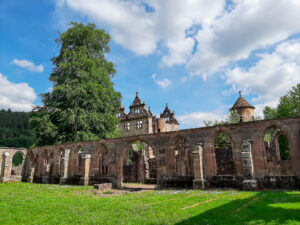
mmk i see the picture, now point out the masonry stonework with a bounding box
[1,93,299,190]
[1,117,299,190]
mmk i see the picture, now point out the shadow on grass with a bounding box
[176,192,300,225]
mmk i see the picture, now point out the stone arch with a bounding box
[263,124,294,175]
[213,129,236,175]
[173,135,193,177]
[68,144,85,177]
[97,143,109,177]
[41,149,50,176]
[118,138,158,187]
[11,151,25,176]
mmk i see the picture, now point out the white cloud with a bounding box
[152,73,172,88]
[155,78,171,89]
[178,111,226,128]
[59,0,300,74]
[12,59,44,72]
[188,0,300,77]
[225,39,300,116]
[59,0,224,58]
[0,73,37,111]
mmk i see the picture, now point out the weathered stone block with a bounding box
[94,183,112,191]
[242,179,258,190]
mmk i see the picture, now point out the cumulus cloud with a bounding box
[59,0,300,74]
[152,73,172,88]
[225,39,300,116]
[57,0,300,113]
[0,73,37,111]
[188,0,300,77]
[59,0,224,58]
[178,111,226,128]
[12,59,44,72]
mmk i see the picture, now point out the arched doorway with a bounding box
[214,131,236,175]
[120,140,157,187]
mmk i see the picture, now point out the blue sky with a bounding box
[0,0,299,129]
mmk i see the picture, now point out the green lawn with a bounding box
[0,183,299,225]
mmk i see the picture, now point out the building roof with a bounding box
[160,103,179,124]
[132,91,142,106]
[230,91,255,110]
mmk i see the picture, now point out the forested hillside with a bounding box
[0,109,34,148]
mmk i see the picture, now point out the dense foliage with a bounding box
[31,22,121,146]
[263,83,300,119]
[0,109,34,148]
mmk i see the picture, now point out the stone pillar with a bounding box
[2,152,12,182]
[60,149,70,185]
[28,167,35,183]
[203,142,217,178]
[80,154,91,186]
[192,143,205,189]
[241,140,257,190]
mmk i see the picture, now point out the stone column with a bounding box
[60,149,70,185]
[80,154,91,186]
[203,142,217,178]
[28,167,35,183]
[2,152,12,182]
[192,143,205,189]
[0,154,3,179]
[241,140,257,190]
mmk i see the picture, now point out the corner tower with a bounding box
[230,91,255,122]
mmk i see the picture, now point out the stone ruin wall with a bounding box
[0,117,299,190]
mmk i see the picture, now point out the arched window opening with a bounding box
[12,152,24,166]
[214,132,235,175]
[122,141,156,185]
[98,144,108,177]
[278,134,290,160]
[11,152,24,176]
[264,127,291,161]
[174,137,192,177]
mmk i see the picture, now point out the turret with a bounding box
[230,91,255,122]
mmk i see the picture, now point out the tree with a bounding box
[203,109,240,127]
[31,22,121,146]
[263,84,300,119]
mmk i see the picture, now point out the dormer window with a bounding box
[124,123,130,131]
[136,120,143,129]
[134,109,140,114]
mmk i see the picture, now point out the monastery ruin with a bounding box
[0,93,299,190]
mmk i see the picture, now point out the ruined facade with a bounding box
[0,94,299,190]
[117,92,179,137]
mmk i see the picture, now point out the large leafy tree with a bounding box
[263,83,300,119]
[31,22,121,146]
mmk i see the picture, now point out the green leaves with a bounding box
[263,83,300,119]
[31,22,121,146]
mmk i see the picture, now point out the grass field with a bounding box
[0,183,299,225]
